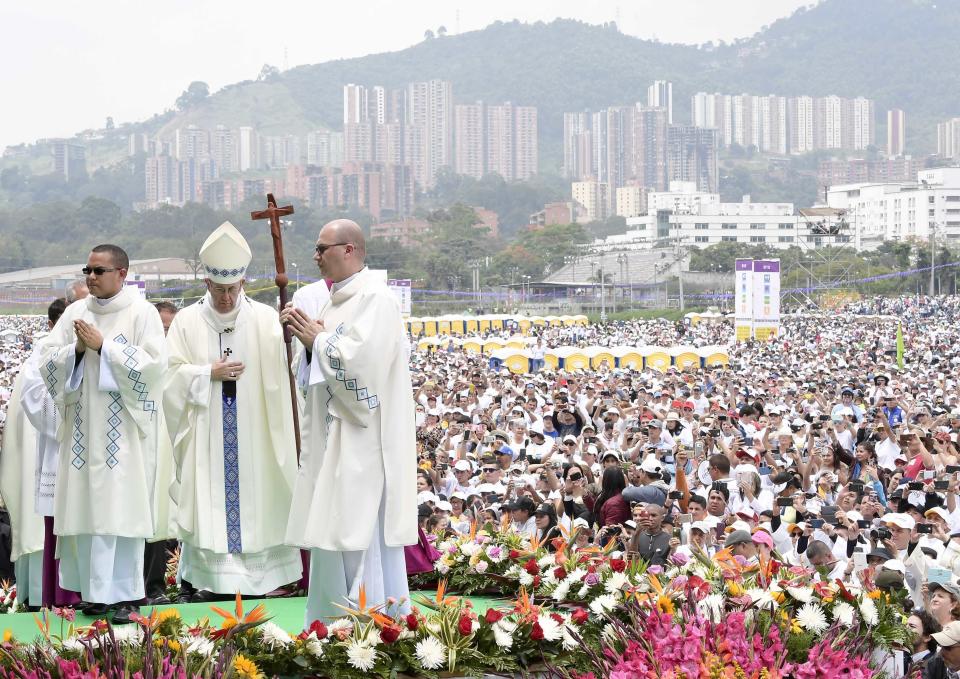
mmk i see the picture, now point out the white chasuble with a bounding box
[285,268,417,622]
[164,294,300,595]
[39,289,166,602]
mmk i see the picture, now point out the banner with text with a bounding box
[388,279,412,316]
[734,259,754,341]
[751,259,781,341]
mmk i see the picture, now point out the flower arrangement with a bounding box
[0,580,19,614]
[0,586,594,679]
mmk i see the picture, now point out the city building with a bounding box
[615,185,647,218]
[283,162,414,220]
[667,126,719,193]
[817,156,925,188]
[406,79,453,190]
[562,111,593,180]
[887,109,906,157]
[513,105,538,181]
[826,167,960,246]
[306,130,344,167]
[144,154,177,206]
[454,102,485,179]
[51,141,86,181]
[647,80,673,124]
[572,180,610,222]
[370,217,431,246]
[938,118,960,159]
[528,202,583,229]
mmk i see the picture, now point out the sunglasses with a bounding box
[315,242,350,255]
[82,266,119,276]
[482,467,497,473]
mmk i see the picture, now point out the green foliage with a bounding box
[175,81,210,111]
[688,242,774,273]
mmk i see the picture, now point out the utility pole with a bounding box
[599,255,606,322]
[930,223,938,297]
[675,237,685,312]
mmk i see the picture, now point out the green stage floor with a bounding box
[0,591,504,643]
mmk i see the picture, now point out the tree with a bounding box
[175,81,210,111]
[437,25,447,37]
[258,64,280,81]
[105,116,115,130]
[423,29,435,40]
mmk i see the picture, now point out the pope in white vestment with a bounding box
[164,222,301,595]
[40,248,166,607]
[283,220,417,624]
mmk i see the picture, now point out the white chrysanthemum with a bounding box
[536,614,563,642]
[859,596,879,626]
[796,602,829,634]
[61,638,85,652]
[832,601,856,627]
[415,636,447,670]
[437,561,451,574]
[538,555,556,569]
[112,625,144,645]
[601,623,618,643]
[306,638,325,659]
[747,587,777,610]
[552,581,571,602]
[182,636,215,657]
[259,621,293,649]
[561,625,579,651]
[786,586,813,603]
[605,572,630,593]
[518,571,534,587]
[589,593,618,616]
[633,578,650,594]
[346,639,377,671]
[698,593,725,622]
[504,565,521,578]
[577,584,590,598]
[460,542,481,557]
[328,618,354,634]
[565,567,586,584]
[492,623,514,649]
[474,560,489,574]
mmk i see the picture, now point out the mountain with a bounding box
[8,0,960,173]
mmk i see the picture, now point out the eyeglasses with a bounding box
[482,467,497,473]
[82,266,118,276]
[315,242,350,256]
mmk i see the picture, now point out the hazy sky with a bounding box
[1,0,812,150]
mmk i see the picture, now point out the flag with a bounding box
[896,322,904,370]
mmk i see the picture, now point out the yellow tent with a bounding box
[465,318,479,333]
[409,319,424,335]
[448,316,466,335]
[489,348,530,375]
[561,315,578,326]
[698,345,730,367]
[478,318,492,333]
[555,347,589,371]
[482,339,505,354]
[543,351,561,370]
[462,337,483,354]
[642,346,670,372]
[611,346,643,369]
[517,318,532,334]
[585,345,615,370]
[530,316,547,327]
[417,337,442,352]
[424,320,438,336]
[573,314,589,326]
[684,312,702,326]
[671,346,701,370]
[505,334,527,349]
[437,319,451,334]
[544,315,562,327]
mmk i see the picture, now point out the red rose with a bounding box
[524,559,540,575]
[380,626,401,644]
[554,567,568,580]
[770,560,782,576]
[550,613,565,626]
[530,621,544,641]
[458,613,474,636]
[533,575,541,588]
[406,613,419,631]
[484,608,505,624]
[307,620,328,640]
[571,608,589,625]
[509,549,521,560]
[609,558,626,573]
[586,565,597,574]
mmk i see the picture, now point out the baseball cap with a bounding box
[933,621,960,647]
[563,435,577,444]
[930,580,960,602]
[724,530,754,548]
[881,513,916,530]
[639,456,662,475]
[601,450,621,462]
[453,460,472,472]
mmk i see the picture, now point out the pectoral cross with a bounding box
[222,348,233,358]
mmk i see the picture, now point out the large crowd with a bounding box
[5,294,960,673]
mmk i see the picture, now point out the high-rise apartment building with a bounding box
[406,79,453,189]
[562,112,593,180]
[211,126,237,173]
[306,131,344,167]
[343,84,369,124]
[667,126,719,193]
[647,80,673,124]
[145,154,177,205]
[51,141,86,182]
[633,106,669,192]
[572,180,610,222]
[237,127,257,172]
[513,105,538,181]
[174,126,209,160]
[486,103,515,181]
[938,117,960,159]
[454,102,485,179]
[887,109,906,157]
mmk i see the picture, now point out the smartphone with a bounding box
[677,513,693,524]
[923,436,935,452]
[776,497,793,507]
[936,480,950,491]
[810,518,825,529]
[607,526,622,536]
[743,436,754,447]
[483,435,496,444]
[759,465,772,476]
[923,470,936,480]
[857,519,870,529]
[849,481,865,492]
[819,415,831,422]
[908,481,924,491]
[668,490,683,500]
[663,456,675,464]
[946,465,960,474]
[917,524,934,534]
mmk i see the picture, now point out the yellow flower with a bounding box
[822,596,833,604]
[727,581,744,597]
[2,629,12,643]
[790,618,802,635]
[233,653,261,679]
[772,591,786,604]
[867,590,882,600]
[656,595,675,616]
[154,639,181,652]
[157,609,181,623]
[220,618,238,631]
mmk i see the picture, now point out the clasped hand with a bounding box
[212,359,245,381]
[74,319,103,353]
[279,303,325,349]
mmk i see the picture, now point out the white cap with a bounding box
[199,221,252,284]
[453,460,472,472]
[435,500,453,512]
[417,491,438,505]
[881,513,916,530]
[882,559,906,574]
[639,455,662,474]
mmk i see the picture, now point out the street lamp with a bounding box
[522,275,532,306]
